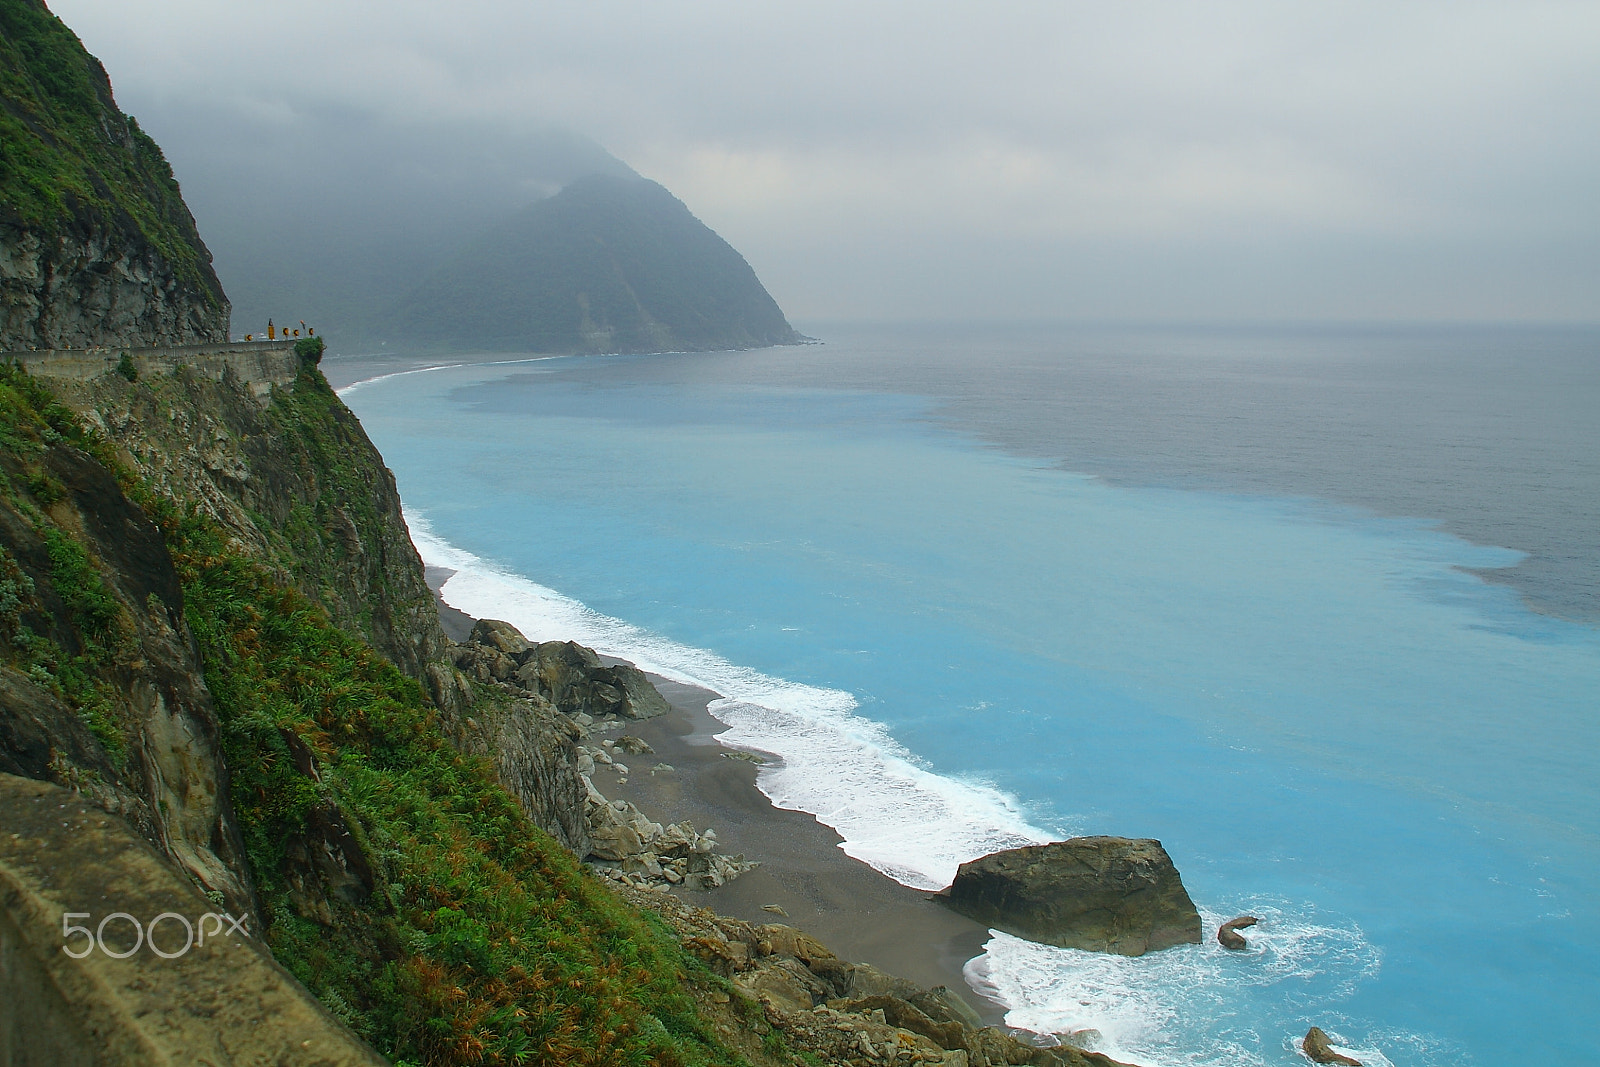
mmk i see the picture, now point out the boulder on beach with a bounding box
[934,837,1202,955]
[1217,914,1259,950]
[1303,1026,1362,1065]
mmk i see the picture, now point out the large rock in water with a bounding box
[935,837,1202,955]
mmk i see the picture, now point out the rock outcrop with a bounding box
[623,884,1137,1067]
[1217,914,1259,950]
[48,363,451,685]
[1302,1027,1362,1066]
[936,837,1201,956]
[443,618,756,888]
[0,0,229,351]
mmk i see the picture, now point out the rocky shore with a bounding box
[422,580,1150,1065]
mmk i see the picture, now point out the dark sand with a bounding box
[423,568,1002,1020]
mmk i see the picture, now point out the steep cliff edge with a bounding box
[0,0,228,350]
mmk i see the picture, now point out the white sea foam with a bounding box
[966,903,1390,1067]
[335,353,571,400]
[406,510,1051,890]
[335,363,464,399]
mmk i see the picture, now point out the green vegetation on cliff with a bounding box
[0,0,223,305]
[387,175,804,354]
[169,504,745,1065]
[0,361,751,1065]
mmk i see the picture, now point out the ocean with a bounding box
[336,322,1600,1067]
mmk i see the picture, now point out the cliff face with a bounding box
[0,0,229,350]
[0,365,256,917]
[50,360,450,682]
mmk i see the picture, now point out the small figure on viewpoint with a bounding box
[244,334,253,341]
[1217,914,1259,949]
[1303,1026,1362,1066]
[267,319,276,340]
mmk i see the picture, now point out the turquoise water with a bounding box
[340,326,1600,1066]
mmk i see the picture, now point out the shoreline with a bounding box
[424,566,1005,1021]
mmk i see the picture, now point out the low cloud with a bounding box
[52,0,1600,321]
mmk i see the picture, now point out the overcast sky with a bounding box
[50,0,1600,324]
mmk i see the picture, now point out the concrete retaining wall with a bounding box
[2,341,301,397]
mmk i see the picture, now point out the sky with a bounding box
[49,0,1600,325]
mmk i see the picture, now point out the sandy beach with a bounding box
[422,565,1003,1020]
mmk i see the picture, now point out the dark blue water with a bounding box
[340,322,1600,1066]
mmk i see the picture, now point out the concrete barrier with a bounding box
[0,774,388,1066]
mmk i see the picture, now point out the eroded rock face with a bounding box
[936,837,1201,956]
[52,368,451,687]
[0,224,229,352]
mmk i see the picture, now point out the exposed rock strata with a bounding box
[0,222,229,352]
[0,0,229,352]
[47,364,449,684]
[936,837,1201,956]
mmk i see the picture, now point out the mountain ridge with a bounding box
[385,173,805,355]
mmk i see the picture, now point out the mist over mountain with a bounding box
[136,104,638,341]
[385,175,803,354]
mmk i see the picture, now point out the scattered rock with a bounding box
[616,735,654,755]
[936,837,1201,955]
[762,903,790,917]
[1217,915,1259,950]
[1303,1027,1362,1065]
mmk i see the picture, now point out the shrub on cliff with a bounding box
[294,335,325,364]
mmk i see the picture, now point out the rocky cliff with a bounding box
[0,364,256,917]
[0,0,229,350]
[46,354,450,683]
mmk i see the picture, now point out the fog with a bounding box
[49,0,1600,325]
